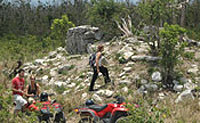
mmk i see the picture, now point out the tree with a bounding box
[50,15,75,46]
[159,23,186,87]
[87,0,128,40]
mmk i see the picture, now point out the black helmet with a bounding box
[40,92,48,102]
[85,100,94,106]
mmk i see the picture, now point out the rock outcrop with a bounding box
[65,25,103,54]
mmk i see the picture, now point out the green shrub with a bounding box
[50,15,75,46]
[87,0,128,39]
[159,23,186,86]
[126,100,168,123]
[183,52,195,60]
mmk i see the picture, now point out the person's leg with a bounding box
[13,95,22,115]
[99,66,111,83]
[89,67,98,91]
[18,96,27,112]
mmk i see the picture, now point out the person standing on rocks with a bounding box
[12,69,27,115]
[89,44,111,91]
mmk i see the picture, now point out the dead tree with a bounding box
[115,15,133,37]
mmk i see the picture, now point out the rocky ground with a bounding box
[6,36,200,122]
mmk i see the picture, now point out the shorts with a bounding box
[14,94,27,110]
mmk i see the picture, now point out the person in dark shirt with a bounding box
[25,75,40,98]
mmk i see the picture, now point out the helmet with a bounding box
[85,100,94,106]
[40,92,48,102]
[116,96,125,104]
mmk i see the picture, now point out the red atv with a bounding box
[27,92,66,123]
[74,96,139,123]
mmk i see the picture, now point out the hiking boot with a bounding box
[105,78,111,84]
[89,89,96,92]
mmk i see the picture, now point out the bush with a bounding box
[125,98,168,123]
[159,23,186,86]
[50,15,75,46]
[87,0,128,40]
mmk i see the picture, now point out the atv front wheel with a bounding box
[79,116,96,123]
[115,116,128,123]
[110,112,128,123]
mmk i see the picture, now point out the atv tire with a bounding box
[54,112,66,123]
[79,116,96,123]
[110,112,128,123]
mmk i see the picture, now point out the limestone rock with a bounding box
[66,25,103,54]
[152,71,162,82]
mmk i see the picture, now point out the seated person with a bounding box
[25,75,40,99]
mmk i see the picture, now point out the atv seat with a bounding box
[88,104,108,112]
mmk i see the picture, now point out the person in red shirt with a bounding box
[12,69,27,115]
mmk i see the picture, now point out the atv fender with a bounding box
[79,109,100,122]
[111,107,128,116]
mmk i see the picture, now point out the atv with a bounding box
[74,96,139,123]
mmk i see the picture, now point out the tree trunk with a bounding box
[180,4,186,27]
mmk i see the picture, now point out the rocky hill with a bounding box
[12,33,200,122]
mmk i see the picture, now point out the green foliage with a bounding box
[87,0,128,39]
[136,0,173,26]
[126,99,168,123]
[50,15,75,46]
[137,0,176,56]
[0,35,59,62]
[159,23,186,85]
[183,52,195,60]
[55,85,67,94]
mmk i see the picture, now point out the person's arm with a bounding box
[96,52,101,73]
[36,84,40,96]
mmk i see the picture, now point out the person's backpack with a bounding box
[89,53,96,67]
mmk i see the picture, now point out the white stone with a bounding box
[121,87,128,93]
[55,81,67,87]
[187,67,199,74]
[121,76,127,80]
[48,51,57,59]
[175,90,195,103]
[62,90,71,95]
[34,59,45,65]
[184,80,197,90]
[96,90,105,96]
[57,47,65,52]
[53,62,61,66]
[50,68,57,77]
[119,72,126,77]
[82,93,88,99]
[152,71,162,82]
[123,67,132,73]
[104,90,114,97]
[92,94,102,102]
[84,78,90,83]
[123,51,134,60]
[173,84,183,92]
[141,79,148,84]
[48,78,55,85]
[119,80,132,85]
[67,83,76,88]
[42,75,48,83]
[87,72,93,76]
[125,62,135,67]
